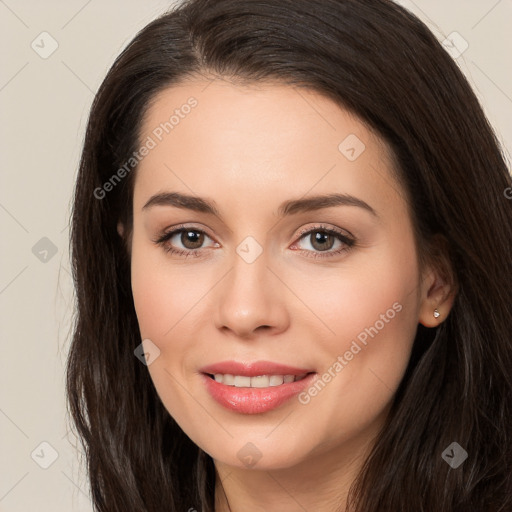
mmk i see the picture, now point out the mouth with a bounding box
[204,372,313,388]
[199,360,315,378]
[201,367,318,414]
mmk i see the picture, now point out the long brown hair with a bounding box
[66,0,512,510]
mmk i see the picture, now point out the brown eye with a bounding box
[154,226,217,257]
[308,231,337,252]
[180,230,205,249]
[292,225,356,260]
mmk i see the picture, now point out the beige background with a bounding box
[0,1,510,510]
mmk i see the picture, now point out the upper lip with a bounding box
[199,360,315,377]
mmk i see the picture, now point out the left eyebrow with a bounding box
[277,193,378,218]
[142,191,379,219]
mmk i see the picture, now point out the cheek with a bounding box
[292,276,419,449]
[304,249,420,421]
[300,246,419,351]
[309,278,417,395]
[130,243,206,420]
[301,235,420,395]
[130,238,206,341]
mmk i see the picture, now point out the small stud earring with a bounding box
[433,309,440,318]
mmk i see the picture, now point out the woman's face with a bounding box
[127,79,437,472]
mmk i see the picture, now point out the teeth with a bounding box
[213,373,307,387]
[234,375,251,387]
[223,374,235,385]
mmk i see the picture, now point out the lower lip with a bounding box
[202,373,317,414]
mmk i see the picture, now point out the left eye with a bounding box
[290,227,356,258]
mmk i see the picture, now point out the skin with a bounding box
[119,78,456,511]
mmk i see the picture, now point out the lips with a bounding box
[199,360,315,377]
[199,360,317,414]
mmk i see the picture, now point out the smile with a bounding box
[202,372,317,414]
[207,373,309,387]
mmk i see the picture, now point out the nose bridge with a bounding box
[215,233,288,336]
[227,235,272,306]
[234,240,268,289]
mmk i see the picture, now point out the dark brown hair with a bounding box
[66,0,512,510]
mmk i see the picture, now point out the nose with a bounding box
[214,247,290,339]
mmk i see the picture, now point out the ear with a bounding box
[117,221,124,238]
[418,235,458,328]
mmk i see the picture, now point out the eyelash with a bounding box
[153,223,356,260]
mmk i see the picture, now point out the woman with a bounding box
[66,0,512,510]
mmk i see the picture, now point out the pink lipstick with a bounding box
[199,360,317,414]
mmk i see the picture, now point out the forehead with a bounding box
[133,79,404,220]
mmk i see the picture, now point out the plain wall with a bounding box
[0,1,510,510]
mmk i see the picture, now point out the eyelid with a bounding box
[293,223,355,240]
[154,223,217,243]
